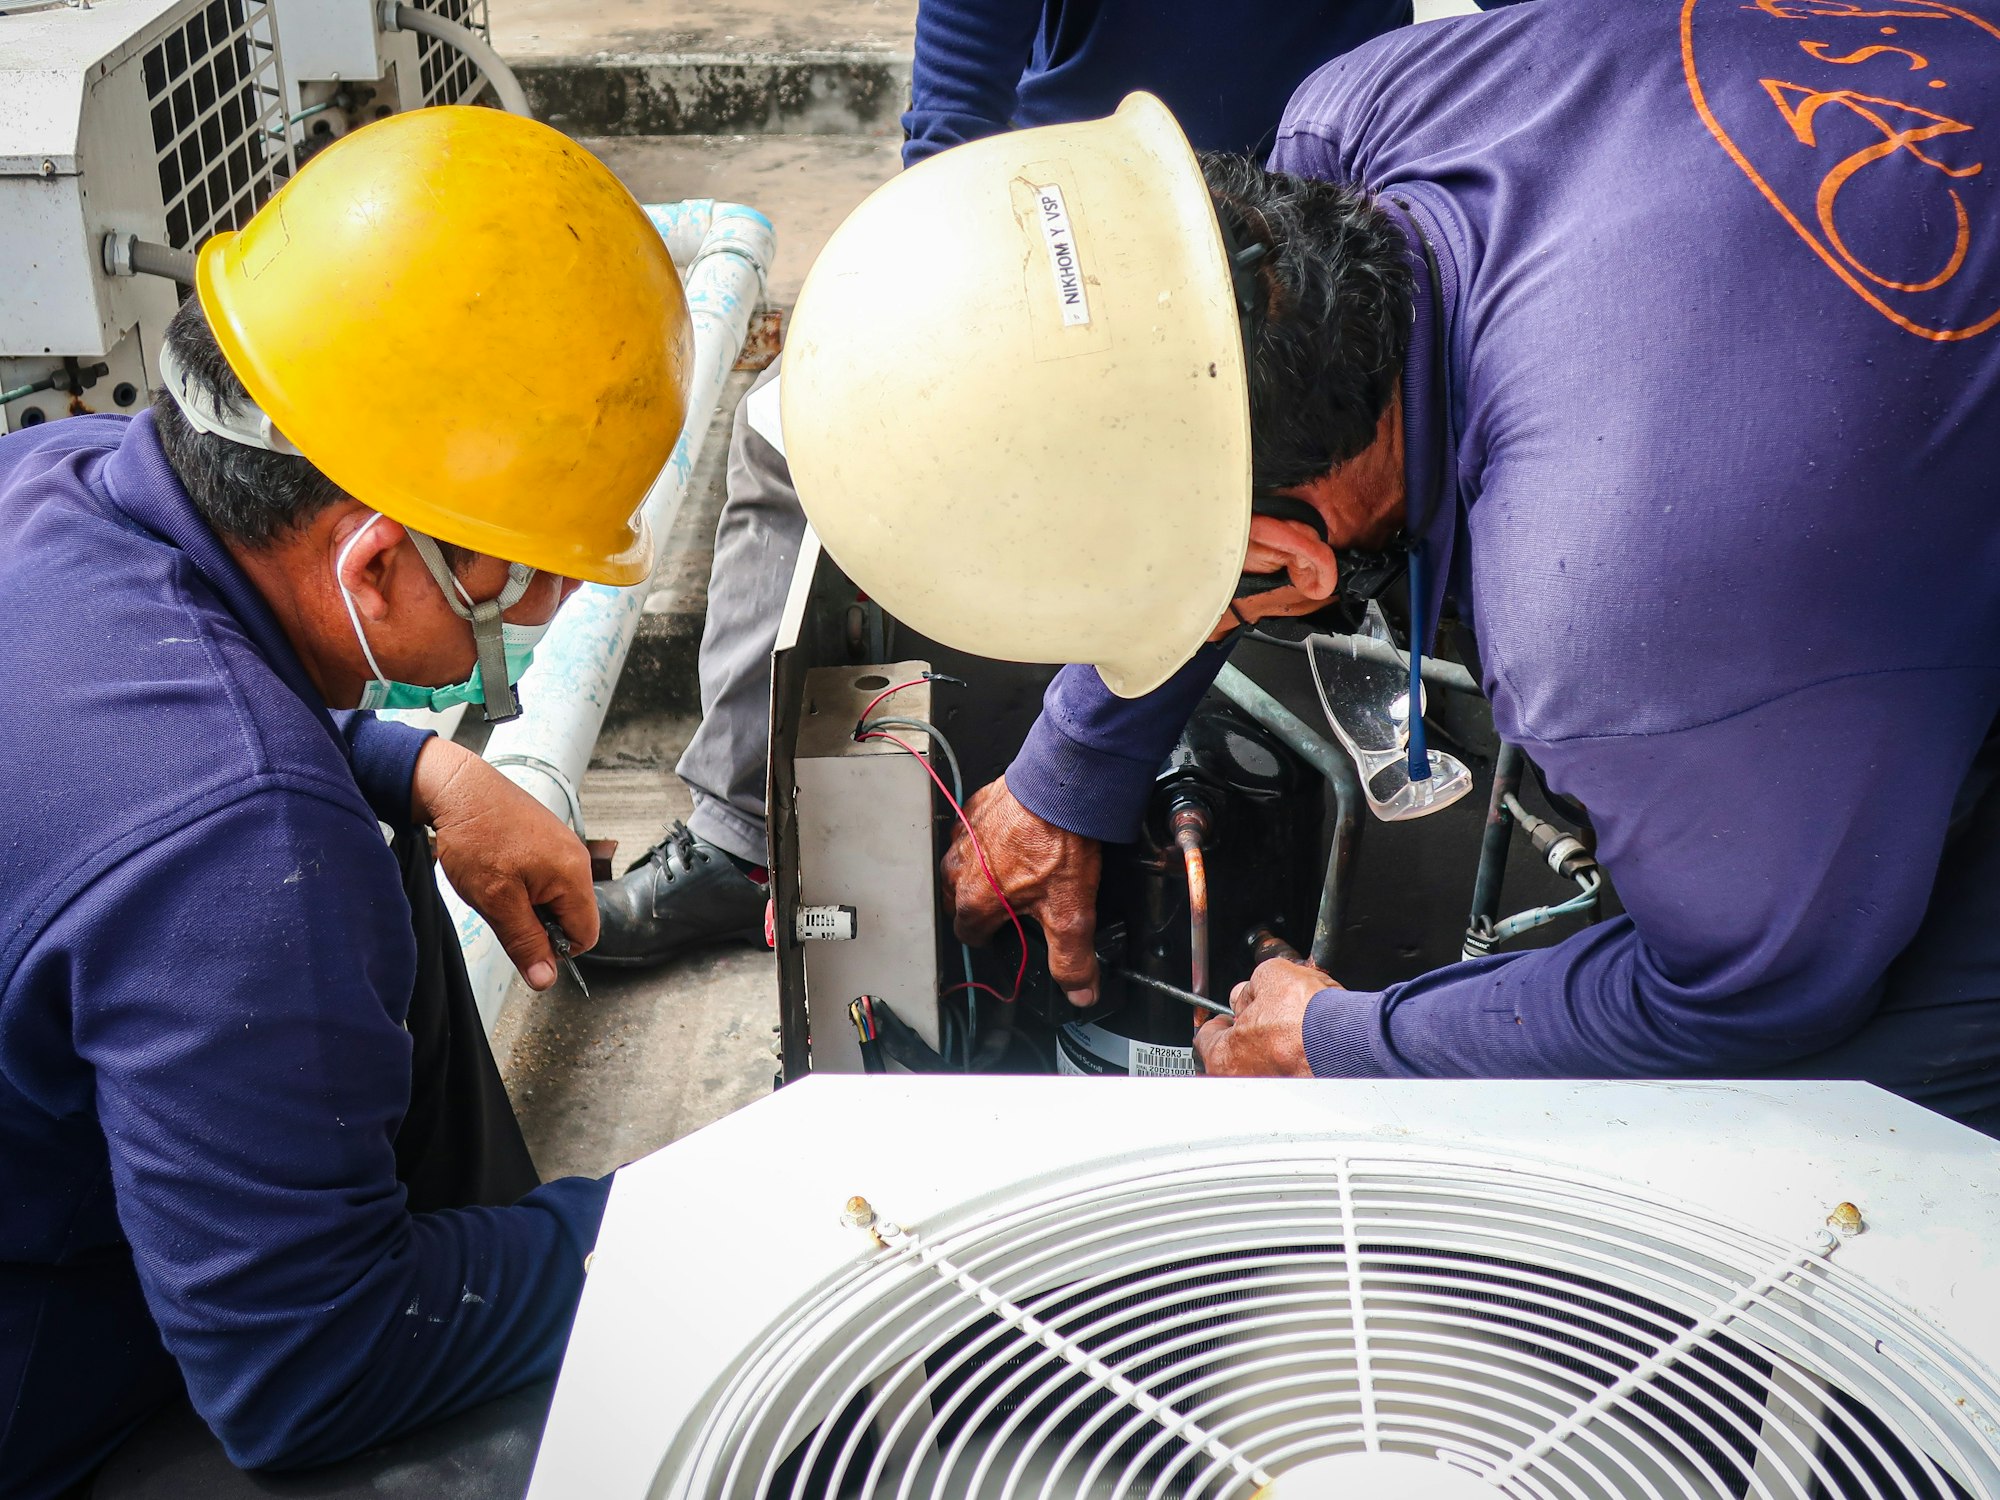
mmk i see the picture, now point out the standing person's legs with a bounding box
[591,362,804,966]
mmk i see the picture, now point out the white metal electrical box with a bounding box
[273,0,495,154]
[793,662,942,1072]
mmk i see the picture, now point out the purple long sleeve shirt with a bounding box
[1006,0,2000,1080]
[0,414,610,1495]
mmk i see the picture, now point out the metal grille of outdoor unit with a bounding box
[679,1154,1999,1499]
[414,0,494,107]
[141,0,290,251]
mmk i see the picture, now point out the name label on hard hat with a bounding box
[1034,184,1093,328]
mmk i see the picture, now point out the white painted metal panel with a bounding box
[531,1079,2000,1499]
[794,662,941,1069]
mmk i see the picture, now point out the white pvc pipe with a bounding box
[642,201,718,267]
[448,202,776,1032]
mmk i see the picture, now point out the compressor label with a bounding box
[1057,1023,1195,1077]
[1129,1040,1197,1078]
[1034,184,1093,328]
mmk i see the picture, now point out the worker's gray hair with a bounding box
[1202,154,1413,490]
[151,297,348,548]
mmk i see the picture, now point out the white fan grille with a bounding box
[668,1153,2000,1499]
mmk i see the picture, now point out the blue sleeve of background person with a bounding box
[902,0,1042,166]
[60,787,610,1469]
[327,710,432,825]
[1301,668,2000,1078]
[1005,643,1233,842]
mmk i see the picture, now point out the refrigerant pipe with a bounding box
[1170,804,1212,999]
[1211,664,1361,973]
[398,202,774,1033]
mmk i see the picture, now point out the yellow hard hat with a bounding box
[781,93,1249,698]
[195,106,693,586]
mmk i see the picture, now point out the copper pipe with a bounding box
[1172,808,1211,999]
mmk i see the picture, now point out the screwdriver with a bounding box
[536,906,590,997]
[1100,960,1233,1017]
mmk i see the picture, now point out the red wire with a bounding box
[858,727,1029,1002]
[855,677,931,728]
[942,980,1017,1004]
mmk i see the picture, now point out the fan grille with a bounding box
[669,1154,2000,1499]
[141,0,290,251]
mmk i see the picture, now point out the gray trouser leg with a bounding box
[677,360,804,868]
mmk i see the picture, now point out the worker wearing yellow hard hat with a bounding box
[169,102,695,722]
[0,105,695,1486]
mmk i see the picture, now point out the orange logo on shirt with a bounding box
[1682,0,1999,340]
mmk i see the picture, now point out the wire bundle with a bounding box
[850,675,1031,1069]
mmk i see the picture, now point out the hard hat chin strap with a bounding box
[156,340,303,457]
[404,531,536,723]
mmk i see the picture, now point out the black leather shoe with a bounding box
[583,822,767,969]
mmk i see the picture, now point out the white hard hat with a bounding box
[782,93,1251,698]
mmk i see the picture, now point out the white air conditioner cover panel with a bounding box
[530,1079,2000,1500]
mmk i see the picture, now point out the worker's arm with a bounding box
[327,709,432,823]
[327,714,599,984]
[51,787,609,1469]
[1210,669,1999,1080]
[1007,644,1234,841]
[945,645,1232,1000]
[902,0,1044,167]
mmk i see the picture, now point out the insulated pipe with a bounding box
[427,202,774,1033]
[1465,741,1525,953]
[385,3,533,117]
[1212,664,1361,974]
[102,233,196,286]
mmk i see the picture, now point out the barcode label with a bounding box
[1129,1040,1196,1077]
[794,905,858,941]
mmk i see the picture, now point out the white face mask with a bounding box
[336,514,544,719]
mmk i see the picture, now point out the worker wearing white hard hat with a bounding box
[780,4,2000,1142]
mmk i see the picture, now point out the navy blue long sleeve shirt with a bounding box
[904,0,1414,162]
[1006,0,2000,1082]
[0,413,611,1497]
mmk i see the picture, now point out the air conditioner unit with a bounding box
[529,1078,2000,1499]
[1,0,291,431]
[272,0,497,162]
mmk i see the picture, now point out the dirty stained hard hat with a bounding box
[194,105,695,586]
[781,93,1252,698]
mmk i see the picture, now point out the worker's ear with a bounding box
[1244,513,1339,605]
[332,511,410,625]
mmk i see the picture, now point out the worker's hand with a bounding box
[1192,957,1329,1077]
[943,776,1103,1006]
[412,738,598,991]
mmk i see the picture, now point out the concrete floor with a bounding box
[490,714,780,1182]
